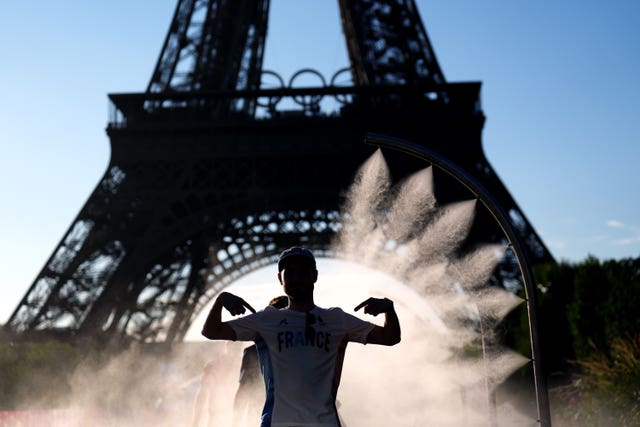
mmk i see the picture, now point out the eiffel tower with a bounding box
[4,0,552,346]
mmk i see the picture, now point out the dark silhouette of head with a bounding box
[277,247,318,301]
[277,247,316,272]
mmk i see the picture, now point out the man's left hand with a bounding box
[354,297,394,316]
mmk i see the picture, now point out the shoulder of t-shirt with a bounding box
[231,306,273,322]
[253,305,285,317]
[315,306,347,315]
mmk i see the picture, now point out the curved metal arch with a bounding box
[364,132,551,427]
[190,210,341,316]
[116,209,342,343]
[141,207,344,287]
[186,240,335,333]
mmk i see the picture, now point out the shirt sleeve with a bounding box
[228,310,265,341]
[341,309,376,344]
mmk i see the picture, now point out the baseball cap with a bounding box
[277,247,316,272]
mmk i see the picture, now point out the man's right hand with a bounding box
[218,292,256,316]
[202,292,255,340]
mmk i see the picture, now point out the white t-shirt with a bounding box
[229,305,376,427]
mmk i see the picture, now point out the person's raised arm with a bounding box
[202,292,256,340]
[355,297,401,346]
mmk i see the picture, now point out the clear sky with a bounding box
[1,1,638,323]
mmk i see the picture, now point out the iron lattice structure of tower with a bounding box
[5,0,552,346]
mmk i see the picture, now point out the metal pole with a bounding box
[364,132,552,427]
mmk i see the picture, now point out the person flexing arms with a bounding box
[202,247,401,427]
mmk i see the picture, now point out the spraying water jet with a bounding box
[357,132,551,427]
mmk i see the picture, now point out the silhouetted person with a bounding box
[191,342,240,427]
[202,247,401,427]
[233,295,289,427]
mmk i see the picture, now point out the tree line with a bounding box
[504,255,640,425]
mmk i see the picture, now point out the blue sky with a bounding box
[1,1,638,323]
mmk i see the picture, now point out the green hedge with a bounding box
[0,341,90,409]
[534,256,640,363]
